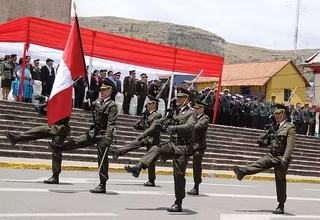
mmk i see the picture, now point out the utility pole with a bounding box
[294,0,301,59]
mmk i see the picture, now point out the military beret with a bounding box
[274,103,289,113]
[140,73,147,77]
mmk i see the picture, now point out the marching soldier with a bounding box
[110,95,162,186]
[136,73,148,116]
[233,103,296,215]
[124,87,197,212]
[49,80,118,193]
[5,97,70,184]
[187,100,209,195]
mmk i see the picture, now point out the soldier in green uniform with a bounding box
[49,80,118,193]
[5,99,70,184]
[187,100,209,196]
[110,95,162,186]
[124,87,197,212]
[233,103,296,215]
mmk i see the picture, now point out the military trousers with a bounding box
[117,140,156,182]
[192,149,205,186]
[137,96,146,116]
[244,153,289,204]
[139,141,189,205]
[16,125,69,176]
[59,130,110,185]
[123,95,133,115]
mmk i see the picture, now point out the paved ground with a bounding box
[0,168,320,220]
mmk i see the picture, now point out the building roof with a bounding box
[305,51,320,64]
[186,60,309,87]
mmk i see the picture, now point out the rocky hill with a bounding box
[77,16,319,65]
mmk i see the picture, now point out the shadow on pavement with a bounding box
[49,189,88,194]
[235,209,295,216]
[5,180,74,185]
[126,207,198,215]
[110,183,163,188]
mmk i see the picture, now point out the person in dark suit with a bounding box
[136,73,148,115]
[123,70,137,114]
[40,58,55,96]
[114,72,122,93]
[90,70,102,101]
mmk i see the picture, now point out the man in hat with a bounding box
[110,95,162,186]
[309,105,316,136]
[32,59,41,81]
[301,103,310,135]
[187,100,209,195]
[233,103,296,214]
[40,58,55,96]
[124,87,197,212]
[49,80,118,193]
[251,96,260,129]
[123,70,137,114]
[136,73,149,115]
[5,102,70,184]
[148,78,160,98]
[259,97,268,129]
[267,95,276,115]
[114,72,122,93]
[292,103,302,134]
[219,89,231,125]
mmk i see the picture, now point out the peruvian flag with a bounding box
[47,16,86,125]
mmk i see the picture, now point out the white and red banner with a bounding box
[47,16,86,125]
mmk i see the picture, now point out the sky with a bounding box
[73,0,320,50]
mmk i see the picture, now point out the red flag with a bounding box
[47,16,86,125]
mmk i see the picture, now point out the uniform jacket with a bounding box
[123,76,137,96]
[136,80,148,98]
[268,122,296,160]
[93,98,118,140]
[140,110,162,145]
[259,102,268,117]
[194,113,209,150]
[292,108,302,122]
[267,101,275,114]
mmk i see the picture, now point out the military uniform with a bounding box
[309,108,316,136]
[50,81,118,193]
[251,98,260,129]
[292,107,302,134]
[111,96,162,185]
[5,116,70,184]
[187,100,209,195]
[124,87,197,212]
[234,103,296,214]
[123,70,137,114]
[259,100,268,129]
[136,73,148,116]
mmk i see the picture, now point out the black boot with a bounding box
[233,166,246,181]
[272,203,284,214]
[5,130,20,147]
[47,142,62,156]
[187,185,199,195]
[124,163,143,178]
[43,174,59,184]
[167,203,182,212]
[90,183,106,193]
[144,181,155,187]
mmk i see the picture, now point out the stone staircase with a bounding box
[1,100,320,177]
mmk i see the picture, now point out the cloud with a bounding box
[74,0,320,50]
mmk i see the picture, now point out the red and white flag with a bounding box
[47,16,86,125]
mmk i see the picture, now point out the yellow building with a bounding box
[186,60,310,104]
